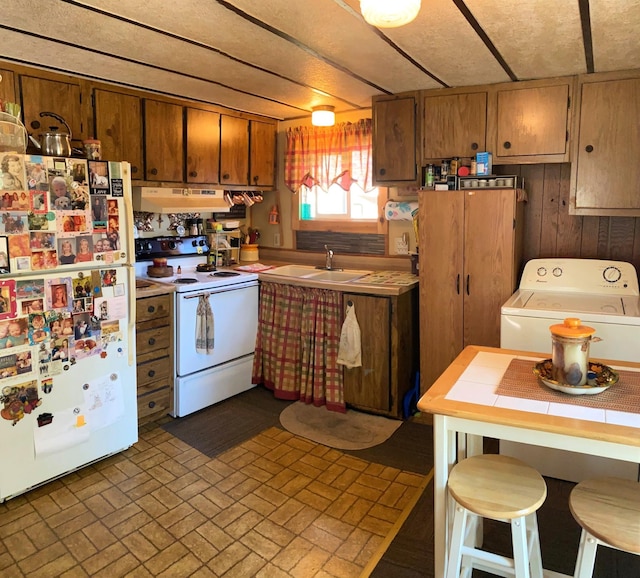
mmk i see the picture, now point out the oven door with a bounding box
[175,282,259,376]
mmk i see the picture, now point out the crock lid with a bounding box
[550,317,596,338]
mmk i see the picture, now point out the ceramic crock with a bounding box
[549,317,597,386]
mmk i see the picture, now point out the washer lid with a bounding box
[521,292,625,315]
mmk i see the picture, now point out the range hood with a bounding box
[132,187,230,213]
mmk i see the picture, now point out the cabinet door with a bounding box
[494,84,570,159]
[20,75,82,146]
[143,99,183,182]
[372,94,418,185]
[463,189,516,348]
[0,69,16,105]
[573,77,640,212]
[186,107,220,184]
[94,89,143,177]
[220,115,249,186]
[342,294,390,412]
[423,92,487,159]
[419,190,464,390]
[250,120,276,187]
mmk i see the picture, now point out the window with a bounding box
[285,120,382,226]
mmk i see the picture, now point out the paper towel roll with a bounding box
[384,201,419,221]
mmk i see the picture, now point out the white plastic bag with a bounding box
[337,302,362,368]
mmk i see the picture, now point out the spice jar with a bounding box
[550,318,599,386]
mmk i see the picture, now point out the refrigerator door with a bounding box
[0,267,137,501]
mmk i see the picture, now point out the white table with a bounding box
[417,345,640,578]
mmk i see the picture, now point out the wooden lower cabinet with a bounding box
[419,189,523,391]
[342,289,418,418]
[136,293,174,424]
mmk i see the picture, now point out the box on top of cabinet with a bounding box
[476,152,493,176]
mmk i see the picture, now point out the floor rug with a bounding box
[279,401,403,450]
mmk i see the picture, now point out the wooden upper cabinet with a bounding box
[372,93,419,185]
[220,115,249,186]
[423,91,487,160]
[250,120,276,187]
[143,99,183,182]
[20,75,83,148]
[93,89,143,176]
[186,107,220,185]
[491,80,571,161]
[0,69,17,105]
[570,72,640,215]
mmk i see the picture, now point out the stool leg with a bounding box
[511,515,531,578]
[573,529,598,578]
[526,513,543,578]
[446,503,469,578]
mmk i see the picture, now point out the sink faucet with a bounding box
[325,245,334,269]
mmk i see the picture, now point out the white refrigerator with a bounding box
[0,154,137,501]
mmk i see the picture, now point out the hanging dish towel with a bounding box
[337,301,362,368]
[195,295,214,354]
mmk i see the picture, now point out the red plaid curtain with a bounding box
[284,119,374,194]
[252,282,345,412]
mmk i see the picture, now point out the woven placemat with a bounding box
[496,359,640,414]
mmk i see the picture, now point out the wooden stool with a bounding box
[569,477,640,578]
[446,454,547,578]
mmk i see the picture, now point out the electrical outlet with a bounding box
[395,237,409,254]
[273,233,281,247]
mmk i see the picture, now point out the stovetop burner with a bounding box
[174,278,198,284]
[211,271,240,278]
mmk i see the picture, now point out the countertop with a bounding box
[135,278,176,298]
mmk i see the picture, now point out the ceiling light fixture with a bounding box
[311,105,335,127]
[360,0,421,28]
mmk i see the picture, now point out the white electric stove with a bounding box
[501,258,640,481]
[135,236,259,417]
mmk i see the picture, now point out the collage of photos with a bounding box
[0,154,121,274]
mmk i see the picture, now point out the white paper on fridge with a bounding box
[83,372,125,431]
[33,406,91,457]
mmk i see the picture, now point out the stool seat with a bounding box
[569,476,640,554]
[446,454,547,578]
[448,454,547,519]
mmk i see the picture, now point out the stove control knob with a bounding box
[552,267,562,277]
[198,239,207,246]
[537,267,547,277]
[603,266,622,283]
[168,241,176,250]
[192,240,197,247]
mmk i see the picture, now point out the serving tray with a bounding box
[533,359,619,395]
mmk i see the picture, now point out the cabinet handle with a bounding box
[253,175,259,183]
[466,275,470,295]
[148,337,156,346]
[503,141,511,149]
[471,142,478,151]
[222,173,230,180]
[148,369,155,377]
[456,274,460,295]
[131,166,138,174]
[147,305,155,313]
[150,168,158,176]
[379,168,386,176]
[148,401,156,409]
[189,170,197,177]
[585,145,594,153]
[30,120,41,130]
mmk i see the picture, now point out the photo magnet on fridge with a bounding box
[0,236,10,275]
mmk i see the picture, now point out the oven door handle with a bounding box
[181,282,258,300]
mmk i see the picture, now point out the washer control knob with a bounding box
[537,267,547,277]
[552,267,563,277]
[603,266,622,283]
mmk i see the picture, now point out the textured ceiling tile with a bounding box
[590,0,640,71]
[464,0,586,79]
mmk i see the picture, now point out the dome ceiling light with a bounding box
[360,0,421,28]
[311,105,335,127]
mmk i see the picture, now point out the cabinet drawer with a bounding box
[136,326,171,356]
[137,386,171,422]
[137,295,171,323]
[137,355,171,387]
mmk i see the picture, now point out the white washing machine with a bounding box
[500,258,640,482]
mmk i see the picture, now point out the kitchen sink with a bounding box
[307,270,371,282]
[261,265,372,283]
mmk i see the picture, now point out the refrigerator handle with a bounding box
[120,161,135,266]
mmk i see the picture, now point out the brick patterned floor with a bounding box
[0,424,425,577]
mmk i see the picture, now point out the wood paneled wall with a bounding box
[502,164,640,276]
